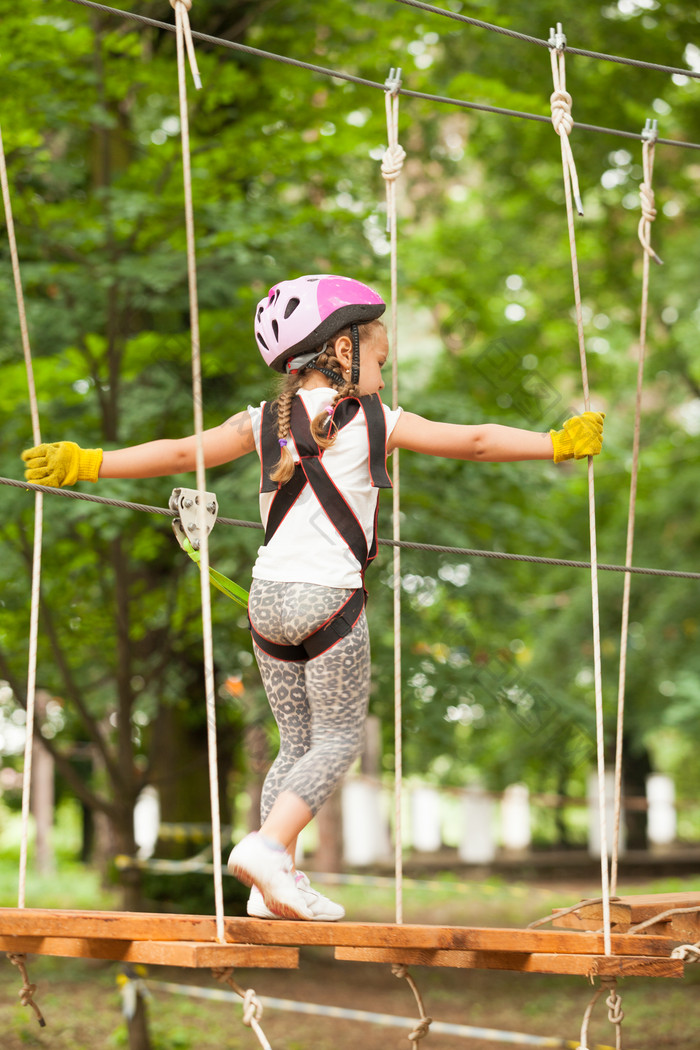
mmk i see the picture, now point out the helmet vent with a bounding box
[284,297,300,319]
[257,334,269,352]
[271,320,279,341]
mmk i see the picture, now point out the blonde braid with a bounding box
[269,373,304,484]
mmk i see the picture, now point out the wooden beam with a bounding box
[335,947,684,978]
[552,892,700,941]
[0,909,679,960]
[0,935,298,969]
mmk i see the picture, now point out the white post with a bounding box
[646,773,676,850]
[410,785,442,853]
[458,787,496,864]
[134,785,160,860]
[587,769,624,857]
[501,783,531,853]
[342,777,389,866]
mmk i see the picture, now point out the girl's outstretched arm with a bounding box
[22,411,256,488]
[100,410,256,478]
[388,411,603,463]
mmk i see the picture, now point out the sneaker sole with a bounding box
[229,861,311,920]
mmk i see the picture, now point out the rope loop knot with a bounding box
[382,143,407,183]
[671,941,700,962]
[170,0,193,9]
[6,953,46,1027]
[639,182,656,224]
[550,89,574,138]
[242,987,264,1026]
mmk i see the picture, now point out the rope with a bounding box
[0,115,44,914]
[578,984,605,1050]
[604,980,624,1050]
[171,0,225,946]
[628,904,700,935]
[6,954,46,1027]
[392,0,700,81]
[671,940,700,963]
[548,26,611,959]
[212,969,273,1050]
[610,120,661,898]
[382,66,406,928]
[6,476,700,580]
[392,964,433,1049]
[58,0,700,150]
[527,896,612,930]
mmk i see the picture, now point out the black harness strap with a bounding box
[252,393,392,662]
[250,586,365,663]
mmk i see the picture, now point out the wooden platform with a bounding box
[552,892,700,942]
[0,908,685,977]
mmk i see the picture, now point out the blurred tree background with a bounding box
[1,0,699,899]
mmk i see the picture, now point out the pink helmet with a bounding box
[254,274,385,372]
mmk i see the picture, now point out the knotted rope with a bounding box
[548,26,583,216]
[169,0,201,89]
[638,119,662,266]
[212,969,272,1050]
[381,66,407,927]
[392,964,433,1049]
[548,22,611,957]
[577,977,623,1050]
[7,954,46,1027]
[171,0,225,945]
[671,940,700,963]
[605,979,624,1050]
[610,118,662,897]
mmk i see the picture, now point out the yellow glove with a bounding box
[550,412,605,464]
[21,441,103,487]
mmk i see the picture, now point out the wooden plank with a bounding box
[0,909,678,958]
[225,917,678,958]
[0,935,298,969]
[552,892,700,941]
[335,947,684,978]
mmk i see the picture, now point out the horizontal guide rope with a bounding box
[60,0,700,151]
[3,475,699,580]
[393,0,700,81]
[148,978,606,1048]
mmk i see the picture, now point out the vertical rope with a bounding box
[610,120,661,896]
[0,119,47,1026]
[548,25,611,957]
[212,969,273,1050]
[171,0,225,944]
[0,118,43,912]
[382,67,406,926]
[391,964,433,1049]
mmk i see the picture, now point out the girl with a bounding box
[22,274,604,922]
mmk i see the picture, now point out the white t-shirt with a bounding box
[248,387,402,589]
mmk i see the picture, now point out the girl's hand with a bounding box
[550,412,605,463]
[21,441,103,487]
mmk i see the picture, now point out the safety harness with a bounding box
[250,393,392,662]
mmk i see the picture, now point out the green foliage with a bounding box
[1,0,699,857]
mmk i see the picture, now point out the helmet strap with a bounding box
[312,365,342,383]
[350,323,360,385]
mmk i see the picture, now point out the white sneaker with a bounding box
[227,833,313,920]
[247,872,345,922]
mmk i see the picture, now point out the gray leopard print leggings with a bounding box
[249,579,370,818]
